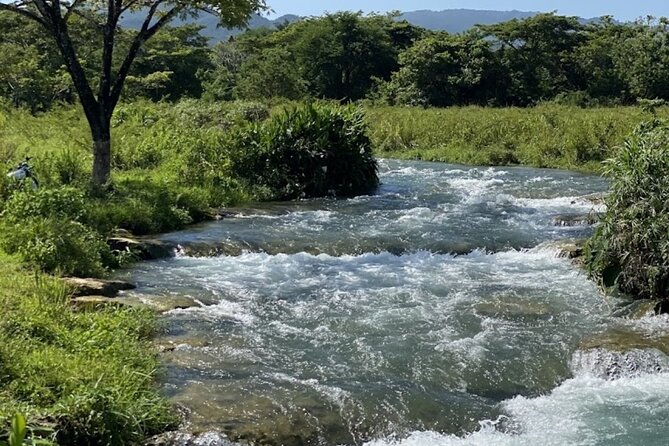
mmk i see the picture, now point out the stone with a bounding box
[545,239,586,260]
[611,299,658,319]
[71,295,128,310]
[551,213,602,227]
[62,277,135,297]
[581,192,608,205]
[147,431,237,446]
[144,295,201,313]
[108,236,176,260]
[579,328,669,357]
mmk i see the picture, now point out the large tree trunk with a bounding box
[91,118,111,186]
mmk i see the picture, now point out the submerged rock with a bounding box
[71,295,128,310]
[542,239,586,261]
[579,327,669,356]
[148,431,237,446]
[572,347,669,380]
[62,277,135,297]
[143,295,202,313]
[581,192,608,205]
[577,326,669,379]
[551,212,602,227]
[611,299,658,319]
[475,296,551,321]
[108,236,176,260]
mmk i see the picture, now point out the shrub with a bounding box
[0,217,110,277]
[585,120,669,300]
[231,102,379,200]
[1,187,88,222]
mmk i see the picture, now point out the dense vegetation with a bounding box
[586,120,669,304]
[368,105,669,172]
[0,253,176,445]
[4,11,669,109]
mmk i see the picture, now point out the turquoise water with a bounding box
[122,160,669,445]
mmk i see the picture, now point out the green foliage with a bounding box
[379,31,501,106]
[7,413,25,446]
[585,120,669,300]
[368,105,659,171]
[125,25,214,101]
[0,217,110,277]
[231,103,379,199]
[0,256,176,445]
[234,46,307,100]
[0,188,111,276]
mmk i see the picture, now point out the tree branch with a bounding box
[109,3,181,111]
[0,2,47,26]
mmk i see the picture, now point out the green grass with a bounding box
[0,253,176,445]
[367,105,669,172]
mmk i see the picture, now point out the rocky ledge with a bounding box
[62,277,135,297]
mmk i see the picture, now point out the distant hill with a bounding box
[121,9,584,44]
[119,12,300,43]
[398,9,539,33]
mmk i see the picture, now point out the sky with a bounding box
[265,0,669,21]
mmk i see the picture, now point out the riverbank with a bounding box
[0,253,176,444]
[0,100,377,443]
[368,105,669,172]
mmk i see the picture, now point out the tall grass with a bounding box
[585,120,669,301]
[367,105,667,171]
[0,253,176,445]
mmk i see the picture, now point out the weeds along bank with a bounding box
[0,254,176,445]
[0,100,378,275]
[585,120,669,309]
[0,100,378,444]
[368,105,669,172]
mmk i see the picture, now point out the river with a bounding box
[120,160,669,445]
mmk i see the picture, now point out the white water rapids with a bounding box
[120,160,669,445]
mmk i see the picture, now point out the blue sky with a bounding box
[265,1,669,21]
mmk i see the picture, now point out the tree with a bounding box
[125,24,213,100]
[234,46,306,100]
[0,0,266,185]
[287,12,407,100]
[0,12,73,111]
[612,17,669,101]
[480,13,586,105]
[384,31,503,107]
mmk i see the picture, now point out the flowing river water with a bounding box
[120,160,669,445]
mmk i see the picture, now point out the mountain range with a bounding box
[120,9,571,43]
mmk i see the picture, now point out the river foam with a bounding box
[121,160,624,444]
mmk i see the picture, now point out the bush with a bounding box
[231,102,379,200]
[585,120,669,300]
[0,217,110,277]
[0,188,116,276]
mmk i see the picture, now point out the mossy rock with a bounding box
[579,327,669,356]
[62,277,135,297]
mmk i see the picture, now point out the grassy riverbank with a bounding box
[0,253,176,444]
[368,105,669,172]
[0,100,378,444]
